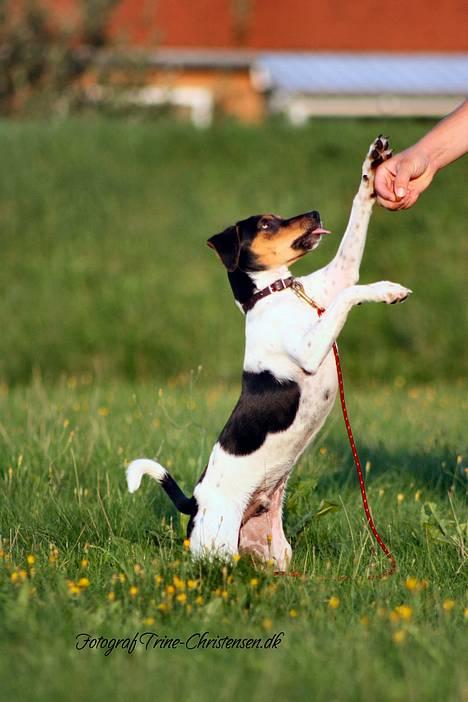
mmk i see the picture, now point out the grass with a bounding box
[0,117,467,385]
[0,378,466,701]
[0,117,466,701]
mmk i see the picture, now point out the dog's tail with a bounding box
[126,458,196,515]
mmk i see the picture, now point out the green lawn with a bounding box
[0,118,466,701]
[0,379,466,702]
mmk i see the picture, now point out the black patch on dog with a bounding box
[227,269,257,306]
[218,371,301,456]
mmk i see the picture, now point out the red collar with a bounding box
[242,276,295,313]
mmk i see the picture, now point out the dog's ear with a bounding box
[207,225,240,272]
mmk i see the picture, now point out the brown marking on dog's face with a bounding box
[208,210,328,272]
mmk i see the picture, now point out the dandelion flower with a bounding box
[26,555,35,566]
[78,577,90,589]
[289,609,298,618]
[195,596,204,606]
[143,617,155,626]
[392,630,406,644]
[394,605,412,620]
[397,493,405,504]
[129,586,139,598]
[183,539,191,551]
[405,577,419,591]
[328,596,340,610]
[81,559,89,569]
[187,579,198,590]
[176,593,187,604]
[250,578,259,587]
[232,553,241,563]
[262,618,273,631]
[442,599,455,612]
[107,591,116,602]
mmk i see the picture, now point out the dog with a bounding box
[126,136,411,571]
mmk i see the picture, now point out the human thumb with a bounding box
[394,160,413,199]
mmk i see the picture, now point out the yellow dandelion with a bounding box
[78,577,90,589]
[360,615,370,627]
[173,575,185,590]
[183,539,191,551]
[187,579,198,590]
[26,554,35,566]
[414,490,422,502]
[165,585,175,596]
[405,577,419,591]
[63,419,70,428]
[262,618,273,631]
[157,603,168,612]
[195,595,204,606]
[394,605,412,621]
[249,578,259,587]
[81,559,89,569]
[176,593,187,604]
[107,591,116,602]
[463,608,468,619]
[328,596,340,610]
[143,617,155,626]
[129,586,139,598]
[289,608,298,618]
[118,573,126,583]
[67,581,81,596]
[442,599,455,612]
[134,564,143,576]
[18,569,28,581]
[392,629,406,644]
[154,575,163,586]
[98,407,110,417]
[213,588,222,597]
[397,493,405,504]
[10,571,19,583]
[232,553,241,563]
[221,590,229,600]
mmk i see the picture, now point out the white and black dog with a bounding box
[127,137,411,571]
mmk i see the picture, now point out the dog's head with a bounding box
[207,211,330,272]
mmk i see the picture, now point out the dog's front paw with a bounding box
[362,136,393,188]
[366,281,412,304]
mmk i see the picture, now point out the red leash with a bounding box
[292,280,397,577]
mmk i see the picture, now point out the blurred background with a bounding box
[1,0,467,386]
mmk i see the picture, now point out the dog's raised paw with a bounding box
[366,281,413,305]
[361,137,393,186]
[368,134,393,170]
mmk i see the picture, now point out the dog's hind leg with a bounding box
[324,136,393,293]
[238,478,292,571]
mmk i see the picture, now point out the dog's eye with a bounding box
[260,221,271,230]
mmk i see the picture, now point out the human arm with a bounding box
[375,100,468,210]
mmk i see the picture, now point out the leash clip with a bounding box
[291,279,325,314]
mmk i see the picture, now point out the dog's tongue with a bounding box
[314,227,332,235]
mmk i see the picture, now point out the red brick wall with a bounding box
[105,0,468,52]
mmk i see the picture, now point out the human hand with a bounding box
[374,147,436,210]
